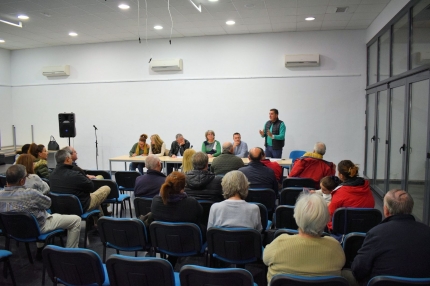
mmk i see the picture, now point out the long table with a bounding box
[109,155,292,174]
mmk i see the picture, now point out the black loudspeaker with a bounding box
[58,113,76,138]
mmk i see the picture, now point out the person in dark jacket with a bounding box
[134,155,166,197]
[49,150,110,216]
[166,133,191,175]
[210,142,244,175]
[185,152,223,201]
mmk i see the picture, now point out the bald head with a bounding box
[384,189,414,217]
[249,147,263,162]
[222,142,233,154]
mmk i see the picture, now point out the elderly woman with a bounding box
[207,170,262,231]
[149,134,166,157]
[28,143,50,179]
[129,134,149,175]
[263,193,345,283]
[201,130,221,158]
[16,154,50,194]
[181,149,196,173]
[327,160,374,230]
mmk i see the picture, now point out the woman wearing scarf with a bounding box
[149,134,166,157]
[129,134,149,175]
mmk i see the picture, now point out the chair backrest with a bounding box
[279,187,303,205]
[368,276,430,286]
[0,212,41,240]
[98,217,148,249]
[206,227,262,264]
[106,255,176,286]
[282,178,315,189]
[85,170,112,180]
[180,265,255,286]
[43,245,106,286]
[274,228,298,239]
[197,200,215,228]
[0,175,6,188]
[114,171,140,189]
[332,208,382,234]
[289,150,306,161]
[48,192,83,216]
[342,232,366,269]
[245,188,276,213]
[275,205,298,230]
[134,197,153,218]
[149,221,203,257]
[270,274,349,286]
[93,179,120,200]
[250,202,269,231]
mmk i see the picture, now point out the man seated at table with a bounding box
[134,155,166,198]
[232,132,249,158]
[167,133,191,175]
[210,142,244,175]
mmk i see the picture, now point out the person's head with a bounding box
[383,189,414,218]
[205,130,215,142]
[320,176,338,195]
[6,164,27,186]
[337,160,359,181]
[175,134,185,145]
[139,134,148,149]
[222,142,233,154]
[17,143,31,155]
[269,108,279,122]
[150,134,163,146]
[145,155,161,171]
[62,146,78,161]
[314,142,326,156]
[294,193,329,237]
[16,154,36,176]
[248,147,263,162]
[233,132,241,144]
[221,170,249,200]
[258,147,266,160]
[192,152,208,170]
[28,143,47,159]
[160,171,186,205]
[182,149,196,173]
[55,149,72,165]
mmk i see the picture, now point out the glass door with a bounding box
[365,93,376,182]
[375,90,389,194]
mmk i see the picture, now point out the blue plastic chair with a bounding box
[368,276,430,285]
[274,205,298,230]
[134,197,153,218]
[0,250,16,286]
[332,208,382,235]
[245,188,277,216]
[342,232,366,268]
[93,179,132,218]
[284,150,306,175]
[249,202,272,231]
[270,274,349,285]
[114,171,140,194]
[180,265,257,286]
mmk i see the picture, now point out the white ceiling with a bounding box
[0,0,391,50]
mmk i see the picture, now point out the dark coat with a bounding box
[185,170,223,201]
[168,139,191,156]
[210,151,244,175]
[134,169,166,198]
[238,161,278,192]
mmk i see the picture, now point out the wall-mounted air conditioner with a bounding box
[285,54,320,67]
[150,59,183,71]
[42,65,70,77]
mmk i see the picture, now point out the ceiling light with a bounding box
[118,4,130,9]
[0,19,22,28]
[69,32,78,36]
[0,39,5,43]
[244,3,255,8]
[18,15,29,20]
[226,20,235,25]
[208,0,218,2]
[305,17,315,21]
[154,25,163,30]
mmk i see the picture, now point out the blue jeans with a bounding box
[265,146,283,159]
[130,162,145,175]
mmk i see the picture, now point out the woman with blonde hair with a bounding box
[181,149,196,173]
[149,134,166,157]
[28,143,50,179]
[16,154,50,194]
[129,134,149,175]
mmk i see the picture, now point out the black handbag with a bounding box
[47,135,60,150]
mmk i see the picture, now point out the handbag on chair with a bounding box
[47,136,60,151]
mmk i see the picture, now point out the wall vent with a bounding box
[336,7,348,13]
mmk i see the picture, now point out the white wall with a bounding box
[9,30,367,171]
[0,48,12,147]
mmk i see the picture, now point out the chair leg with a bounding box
[128,199,133,218]
[84,219,89,248]
[25,243,33,264]
[41,263,46,286]
[103,245,107,263]
[4,258,16,286]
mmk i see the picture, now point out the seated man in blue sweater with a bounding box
[134,155,166,197]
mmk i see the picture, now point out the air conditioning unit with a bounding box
[150,59,183,71]
[42,65,70,77]
[285,54,320,67]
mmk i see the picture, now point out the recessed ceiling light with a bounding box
[69,32,78,36]
[226,20,235,25]
[208,0,218,2]
[118,4,130,9]
[18,15,29,20]
[0,39,5,43]
[244,3,255,8]
[154,25,163,30]
[305,17,315,21]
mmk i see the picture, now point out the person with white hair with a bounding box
[263,193,345,284]
[134,155,166,198]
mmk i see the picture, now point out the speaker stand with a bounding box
[68,137,71,146]
[94,126,99,170]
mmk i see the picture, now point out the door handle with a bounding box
[371,136,375,142]
[399,144,406,154]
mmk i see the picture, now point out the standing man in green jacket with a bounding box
[259,108,286,158]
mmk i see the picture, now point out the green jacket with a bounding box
[129,142,149,156]
[34,158,50,179]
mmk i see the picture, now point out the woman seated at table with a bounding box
[129,134,149,175]
[327,160,374,231]
[16,154,50,194]
[149,134,166,157]
[28,143,50,179]
[201,130,221,158]
[207,170,262,232]
[181,149,196,173]
[263,193,345,284]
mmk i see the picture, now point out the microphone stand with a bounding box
[94,125,99,170]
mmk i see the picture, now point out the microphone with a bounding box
[93,125,98,130]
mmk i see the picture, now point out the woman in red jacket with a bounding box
[327,160,374,230]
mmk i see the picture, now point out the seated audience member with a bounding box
[313,176,339,204]
[207,171,262,232]
[185,152,223,201]
[134,155,166,198]
[260,148,283,182]
[16,154,50,195]
[14,143,30,163]
[238,147,278,192]
[167,133,191,175]
[328,160,374,230]
[129,134,149,175]
[263,193,345,284]
[181,149,196,173]
[28,143,50,179]
[289,142,336,189]
[0,165,81,256]
[201,130,221,158]
[149,134,166,157]
[351,189,430,284]
[49,150,111,218]
[210,142,244,175]
[232,132,249,158]
[62,146,102,179]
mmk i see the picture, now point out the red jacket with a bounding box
[289,156,335,188]
[261,159,282,181]
[328,179,374,230]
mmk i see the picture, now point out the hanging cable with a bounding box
[144,0,152,63]
[168,0,173,44]
[137,0,141,43]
